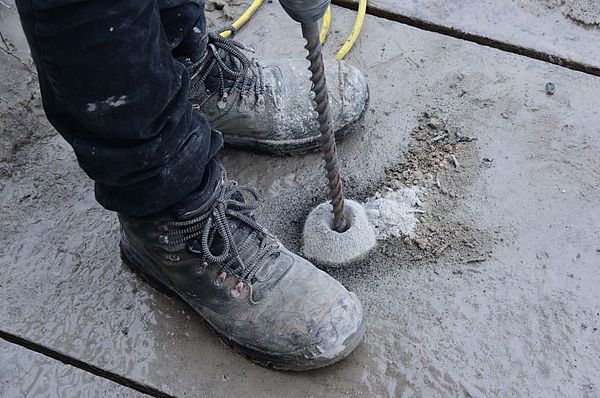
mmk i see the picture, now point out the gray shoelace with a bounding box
[159,177,278,284]
[188,28,265,110]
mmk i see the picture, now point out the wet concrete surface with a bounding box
[345,0,600,73]
[0,340,145,397]
[2,1,600,397]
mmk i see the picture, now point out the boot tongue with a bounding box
[185,187,266,273]
[228,219,262,270]
[216,190,263,271]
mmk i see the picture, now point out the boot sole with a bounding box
[222,89,370,156]
[119,235,366,371]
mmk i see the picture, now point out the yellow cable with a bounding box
[220,0,264,39]
[320,5,332,45]
[335,0,367,60]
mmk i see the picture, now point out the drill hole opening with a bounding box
[328,206,355,233]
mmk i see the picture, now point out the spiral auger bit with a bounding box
[279,0,348,233]
[279,0,377,266]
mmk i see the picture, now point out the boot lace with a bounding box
[159,176,278,284]
[187,27,265,110]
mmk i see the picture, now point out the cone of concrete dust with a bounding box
[302,199,377,266]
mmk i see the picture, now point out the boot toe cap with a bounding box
[244,256,366,370]
[306,291,366,363]
[327,61,369,134]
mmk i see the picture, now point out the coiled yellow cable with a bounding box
[220,0,265,39]
[219,0,366,60]
[335,0,367,60]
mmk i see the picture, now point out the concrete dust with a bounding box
[563,0,600,26]
[302,199,377,266]
[367,112,492,264]
[511,0,600,27]
[302,111,487,268]
[0,79,46,176]
[307,111,486,263]
[364,187,423,239]
[0,23,44,178]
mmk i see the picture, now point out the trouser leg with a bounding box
[158,0,208,61]
[15,0,222,216]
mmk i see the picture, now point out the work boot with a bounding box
[185,31,369,155]
[119,172,365,370]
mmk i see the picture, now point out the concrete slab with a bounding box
[0,340,145,397]
[340,0,600,74]
[1,2,600,397]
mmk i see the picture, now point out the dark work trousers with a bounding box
[15,0,223,216]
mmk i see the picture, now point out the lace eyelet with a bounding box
[158,235,169,245]
[164,254,180,262]
[235,281,244,292]
[195,261,208,275]
[215,272,227,286]
[230,281,244,298]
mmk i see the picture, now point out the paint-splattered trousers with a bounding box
[15,0,222,216]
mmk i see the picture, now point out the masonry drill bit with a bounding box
[280,1,377,264]
[301,21,348,232]
[278,0,348,232]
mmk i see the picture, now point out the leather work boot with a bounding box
[119,173,365,370]
[185,31,369,155]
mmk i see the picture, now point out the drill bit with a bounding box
[301,21,348,233]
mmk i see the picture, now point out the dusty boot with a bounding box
[119,172,365,370]
[185,31,369,155]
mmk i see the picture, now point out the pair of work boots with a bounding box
[119,32,369,370]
